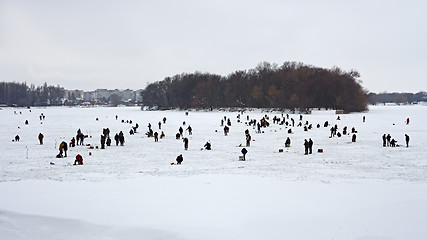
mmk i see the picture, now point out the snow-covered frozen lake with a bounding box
[1,105,426,240]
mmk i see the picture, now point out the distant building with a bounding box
[70,88,143,105]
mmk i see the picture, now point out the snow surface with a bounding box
[0,105,426,240]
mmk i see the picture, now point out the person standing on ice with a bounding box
[179,127,183,136]
[154,132,159,142]
[246,132,251,147]
[304,139,309,155]
[183,137,189,150]
[386,134,391,147]
[224,125,229,136]
[406,118,410,125]
[119,131,125,146]
[114,133,119,146]
[405,134,410,147]
[76,129,81,145]
[382,134,386,147]
[187,125,192,135]
[308,138,313,154]
[38,133,44,145]
[100,135,106,149]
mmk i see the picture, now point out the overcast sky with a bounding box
[1,0,426,92]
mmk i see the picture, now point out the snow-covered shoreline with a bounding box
[1,105,426,239]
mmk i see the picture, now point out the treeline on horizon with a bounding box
[0,82,65,106]
[1,61,426,110]
[368,92,426,105]
[142,62,368,113]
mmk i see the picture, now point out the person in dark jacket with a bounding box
[106,137,111,146]
[187,125,192,135]
[119,131,125,146]
[246,133,251,147]
[38,133,44,145]
[308,138,313,154]
[59,141,68,157]
[204,142,211,150]
[285,137,291,147]
[224,126,229,136]
[304,139,309,155]
[382,134,386,147]
[154,132,159,142]
[114,133,119,146]
[183,137,189,150]
[176,154,183,164]
[405,134,410,147]
[76,129,82,145]
[70,137,76,147]
[241,148,248,161]
[100,135,106,149]
[390,138,397,147]
[386,134,391,147]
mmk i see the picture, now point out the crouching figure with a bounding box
[74,154,83,165]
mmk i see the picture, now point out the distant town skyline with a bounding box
[1,0,426,93]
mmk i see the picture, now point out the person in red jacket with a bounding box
[74,154,83,165]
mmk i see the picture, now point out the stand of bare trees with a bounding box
[141,62,369,113]
[0,82,65,106]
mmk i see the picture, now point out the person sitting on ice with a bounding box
[390,138,397,147]
[74,154,83,165]
[241,148,248,161]
[204,141,211,150]
[176,154,183,164]
[285,137,291,148]
[70,137,76,147]
[352,134,357,143]
[14,135,20,142]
